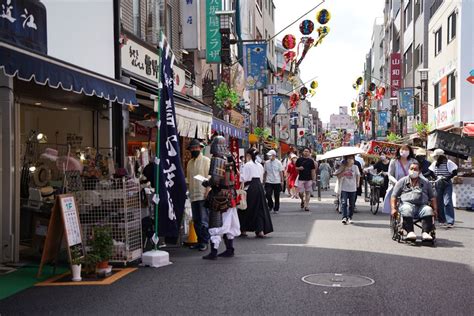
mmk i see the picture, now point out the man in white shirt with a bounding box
[263,150,284,214]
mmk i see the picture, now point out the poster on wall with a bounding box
[243,43,268,90]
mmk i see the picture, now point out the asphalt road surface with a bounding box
[1,186,473,315]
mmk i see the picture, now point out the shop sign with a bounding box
[428,129,474,159]
[366,140,401,157]
[440,76,448,105]
[290,111,298,129]
[243,43,268,90]
[121,34,186,93]
[421,102,428,123]
[377,111,388,137]
[398,88,414,116]
[390,53,401,98]
[230,109,244,128]
[432,100,456,129]
[0,0,47,53]
[181,0,199,50]
[205,0,221,63]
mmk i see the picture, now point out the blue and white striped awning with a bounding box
[0,41,137,105]
[212,117,246,140]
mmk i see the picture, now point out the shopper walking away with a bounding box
[319,159,331,190]
[428,149,458,227]
[281,153,289,195]
[311,153,319,196]
[186,139,211,251]
[383,144,417,213]
[414,149,431,178]
[296,147,316,211]
[334,155,360,224]
[201,136,240,260]
[264,150,284,214]
[241,148,273,238]
[286,154,299,199]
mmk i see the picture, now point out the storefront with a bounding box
[0,41,137,263]
[120,31,213,176]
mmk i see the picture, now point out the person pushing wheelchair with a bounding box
[390,161,438,241]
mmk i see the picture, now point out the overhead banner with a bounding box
[390,53,401,98]
[181,0,199,49]
[205,0,221,63]
[243,43,268,90]
[157,37,187,237]
[399,88,414,116]
[272,95,283,115]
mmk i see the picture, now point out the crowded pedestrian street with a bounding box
[1,180,473,315]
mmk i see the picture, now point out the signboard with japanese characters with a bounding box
[0,0,47,53]
[205,0,221,63]
[390,53,401,98]
[398,88,414,116]
[181,0,199,50]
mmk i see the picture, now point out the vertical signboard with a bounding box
[390,53,401,98]
[243,43,268,90]
[181,0,199,49]
[440,76,448,105]
[206,0,221,63]
[377,111,388,137]
[399,88,414,115]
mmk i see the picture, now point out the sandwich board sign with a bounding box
[37,194,84,277]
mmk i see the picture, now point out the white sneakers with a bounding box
[348,218,353,224]
[406,232,417,240]
[341,218,353,225]
[342,218,347,224]
[422,232,433,241]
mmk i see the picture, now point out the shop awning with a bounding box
[428,130,474,159]
[212,118,247,140]
[175,95,213,140]
[0,41,137,105]
[463,123,474,137]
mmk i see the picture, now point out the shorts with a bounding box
[298,180,313,193]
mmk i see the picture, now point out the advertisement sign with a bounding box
[290,111,298,129]
[205,0,221,63]
[0,0,47,54]
[390,53,401,98]
[243,43,268,90]
[366,141,401,157]
[433,100,456,129]
[272,96,283,115]
[440,76,448,105]
[399,88,414,116]
[181,0,199,49]
[377,111,388,137]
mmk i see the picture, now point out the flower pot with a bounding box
[97,261,109,269]
[71,264,82,282]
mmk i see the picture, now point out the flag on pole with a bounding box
[156,36,187,237]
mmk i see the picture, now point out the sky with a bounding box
[273,0,385,124]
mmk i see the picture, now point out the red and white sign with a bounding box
[390,53,401,98]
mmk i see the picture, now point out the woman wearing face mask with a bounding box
[373,153,390,199]
[383,144,417,214]
[334,155,360,224]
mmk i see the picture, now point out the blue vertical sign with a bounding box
[243,43,268,90]
[377,111,388,137]
[399,88,414,115]
[272,96,283,115]
[157,38,187,237]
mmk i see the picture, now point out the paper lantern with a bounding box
[310,81,318,89]
[299,20,314,35]
[369,82,376,91]
[282,34,296,50]
[290,93,300,108]
[300,86,308,95]
[356,77,364,85]
[317,9,331,24]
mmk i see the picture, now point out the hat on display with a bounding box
[40,148,59,161]
[187,138,204,150]
[415,148,427,156]
[431,148,445,158]
[266,150,277,156]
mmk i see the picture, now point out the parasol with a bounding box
[316,146,365,161]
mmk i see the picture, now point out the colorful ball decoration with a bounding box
[369,82,376,91]
[290,93,300,108]
[377,87,386,96]
[353,83,358,89]
[310,81,318,89]
[317,9,331,25]
[356,77,364,86]
[299,20,314,35]
[282,34,296,50]
[300,86,308,95]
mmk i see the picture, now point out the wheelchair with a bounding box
[390,208,436,246]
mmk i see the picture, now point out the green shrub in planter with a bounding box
[91,226,113,263]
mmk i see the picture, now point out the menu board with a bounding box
[60,195,82,247]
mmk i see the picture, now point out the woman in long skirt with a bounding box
[319,159,331,190]
[240,148,273,238]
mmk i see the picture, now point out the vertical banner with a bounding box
[272,96,283,115]
[399,88,414,115]
[440,76,448,105]
[229,137,240,188]
[181,0,199,49]
[206,0,221,63]
[158,37,187,237]
[290,111,298,129]
[377,111,388,137]
[390,53,401,98]
[243,43,268,90]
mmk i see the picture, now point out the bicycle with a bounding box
[368,173,385,215]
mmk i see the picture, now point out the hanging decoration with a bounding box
[282,34,296,49]
[314,26,330,47]
[299,20,314,35]
[295,36,315,68]
[299,86,308,95]
[369,82,376,91]
[276,50,297,81]
[316,9,331,24]
[310,80,318,89]
[375,87,386,100]
[290,92,300,108]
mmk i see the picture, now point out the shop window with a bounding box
[434,81,441,108]
[434,27,442,56]
[414,44,423,69]
[404,0,412,30]
[403,44,412,76]
[414,0,423,21]
[447,11,456,44]
[447,72,455,102]
[132,0,141,38]
[166,3,173,48]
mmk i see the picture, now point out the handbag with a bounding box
[237,183,247,210]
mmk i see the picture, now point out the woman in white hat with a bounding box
[428,149,458,227]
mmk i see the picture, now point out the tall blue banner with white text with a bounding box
[243,43,268,90]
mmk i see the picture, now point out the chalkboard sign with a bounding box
[37,194,85,277]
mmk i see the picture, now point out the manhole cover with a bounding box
[302,273,375,288]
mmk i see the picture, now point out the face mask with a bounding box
[191,151,200,158]
[409,170,419,179]
[400,150,409,158]
[380,155,386,161]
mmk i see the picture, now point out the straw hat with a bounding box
[431,148,445,158]
[415,148,427,156]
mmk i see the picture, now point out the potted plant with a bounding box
[83,253,101,276]
[70,247,84,282]
[214,83,240,111]
[91,226,113,270]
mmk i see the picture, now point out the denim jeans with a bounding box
[399,202,434,218]
[341,191,356,219]
[436,180,455,224]
[191,200,210,245]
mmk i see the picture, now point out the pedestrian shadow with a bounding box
[434,238,465,248]
[352,222,390,229]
